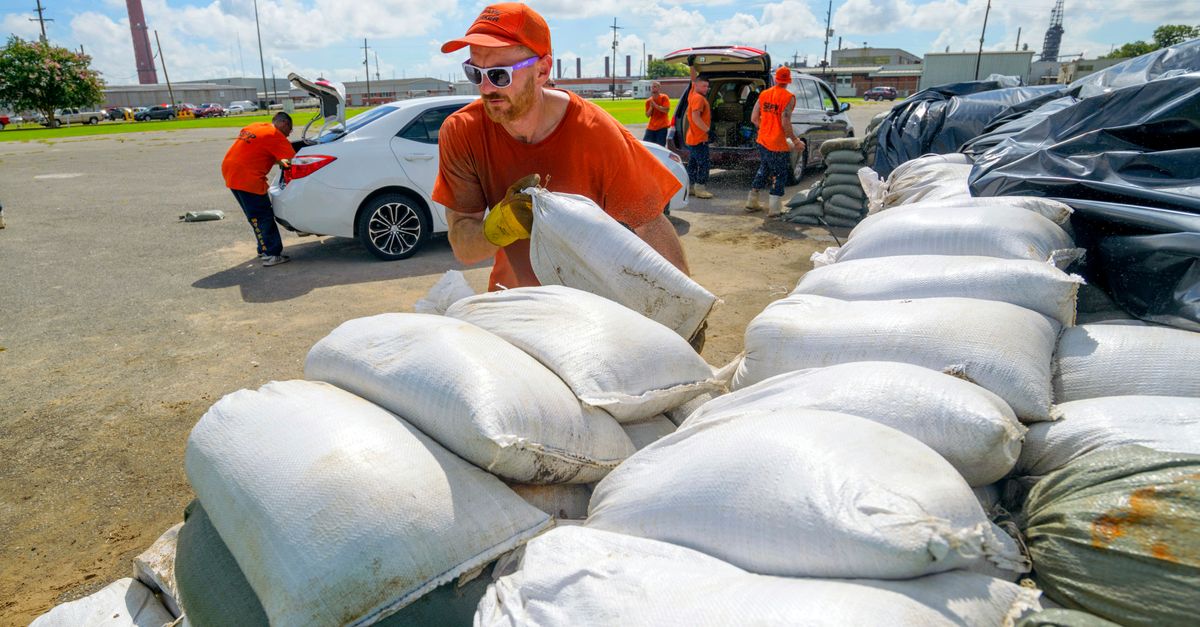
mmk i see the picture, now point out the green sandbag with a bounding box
[818,137,864,157]
[822,202,864,221]
[824,173,861,187]
[824,163,864,176]
[784,214,821,225]
[786,185,822,208]
[823,184,866,201]
[786,202,823,217]
[824,150,865,166]
[1017,609,1123,627]
[824,194,867,213]
[176,501,494,627]
[1023,446,1200,627]
[822,215,861,228]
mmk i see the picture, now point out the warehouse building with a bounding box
[102,83,256,108]
[918,51,1036,89]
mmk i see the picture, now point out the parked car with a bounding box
[195,103,226,118]
[0,115,9,130]
[663,45,852,184]
[41,107,105,127]
[135,105,177,121]
[863,86,898,101]
[270,95,688,261]
[230,100,259,113]
[599,91,615,99]
[227,104,245,114]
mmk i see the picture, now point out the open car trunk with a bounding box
[663,47,771,153]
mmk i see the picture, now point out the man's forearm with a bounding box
[635,213,690,275]
[446,209,499,264]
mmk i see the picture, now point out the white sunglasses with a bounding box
[462,56,539,88]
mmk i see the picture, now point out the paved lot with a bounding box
[0,101,889,622]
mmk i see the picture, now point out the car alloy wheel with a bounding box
[356,192,430,260]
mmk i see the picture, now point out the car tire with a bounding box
[51,119,61,128]
[0,122,5,131]
[787,147,805,186]
[168,113,176,120]
[356,192,431,261]
[88,117,98,125]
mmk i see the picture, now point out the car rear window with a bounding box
[316,105,398,143]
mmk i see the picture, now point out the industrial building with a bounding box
[831,47,922,67]
[918,51,1036,90]
[102,83,256,108]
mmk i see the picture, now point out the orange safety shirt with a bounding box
[684,90,711,146]
[645,93,671,131]
[756,85,795,153]
[221,122,295,195]
[433,90,682,292]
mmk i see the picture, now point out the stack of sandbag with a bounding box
[859,153,976,213]
[816,136,870,227]
[527,188,717,343]
[862,110,889,165]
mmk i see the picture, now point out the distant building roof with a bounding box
[795,65,883,75]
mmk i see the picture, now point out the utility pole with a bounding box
[30,0,53,43]
[253,0,269,108]
[609,18,621,99]
[237,31,246,77]
[821,0,833,76]
[973,0,992,80]
[375,51,381,82]
[270,64,277,105]
[362,38,371,106]
[1015,27,1022,51]
[154,30,175,107]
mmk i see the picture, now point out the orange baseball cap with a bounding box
[775,66,792,84]
[441,3,552,58]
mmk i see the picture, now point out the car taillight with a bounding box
[283,155,337,183]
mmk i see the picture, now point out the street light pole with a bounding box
[253,0,269,109]
[974,0,992,80]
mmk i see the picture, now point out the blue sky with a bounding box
[2,0,1195,85]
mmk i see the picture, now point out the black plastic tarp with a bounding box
[968,70,1200,330]
[1068,38,1200,98]
[961,96,1078,157]
[872,82,1064,177]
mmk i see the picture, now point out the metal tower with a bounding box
[1039,0,1065,62]
[126,0,158,83]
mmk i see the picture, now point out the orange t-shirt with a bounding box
[433,90,682,292]
[756,86,795,152]
[645,93,671,131]
[221,122,296,195]
[684,90,711,146]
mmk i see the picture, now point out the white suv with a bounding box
[230,100,259,113]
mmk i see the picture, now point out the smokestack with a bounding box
[556,58,562,79]
[125,0,158,84]
[576,58,581,78]
[605,57,610,77]
[625,55,631,77]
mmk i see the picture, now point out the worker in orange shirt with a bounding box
[684,62,714,199]
[432,3,688,294]
[747,66,804,217]
[643,81,670,146]
[221,112,295,266]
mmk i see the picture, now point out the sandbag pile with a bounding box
[860,153,976,212]
[784,136,870,228]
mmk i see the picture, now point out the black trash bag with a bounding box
[1068,38,1200,99]
[873,80,1062,177]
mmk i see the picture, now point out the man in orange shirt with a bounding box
[432,3,687,293]
[684,63,714,199]
[643,81,670,146]
[221,112,295,266]
[747,66,803,217]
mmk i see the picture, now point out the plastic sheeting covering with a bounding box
[872,80,1064,177]
[967,67,1200,330]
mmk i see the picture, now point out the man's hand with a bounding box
[278,158,291,169]
[686,54,696,67]
[482,173,540,247]
[788,138,805,154]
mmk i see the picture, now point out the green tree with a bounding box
[647,59,689,79]
[0,36,104,127]
[1153,24,1200,48]
[1105,40,1156,59]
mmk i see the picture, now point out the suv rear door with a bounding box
[662,46,770,154]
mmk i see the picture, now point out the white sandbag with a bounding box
[305,313,634,483]
[825,205,1080,268]
[734,295,1060,421]
[132,523,182,617]
[1054,323,1200,402]
[527,189,717,341]
[883,162,973,207]
[444,286,721,422]
[791,255,1082,326]
[621,414,677,450]
[588,410,1028,579]
[30,578,175,627]
[185,380,552,626]
[872,196,1074,225]
[506,483,593,520]
[412,270,475,315]
[1019,396,1200,477]
[684,362,1025,486]
[664,390,719,426]
[477,526,1042,627]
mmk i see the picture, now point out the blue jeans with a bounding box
[642,127,668,146]
[751,144,791,196]
[686,142,710,185]
[230,189,283,257]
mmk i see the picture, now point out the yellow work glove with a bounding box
[483,173,540,247]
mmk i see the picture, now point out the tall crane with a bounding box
[1039,0,1065,62]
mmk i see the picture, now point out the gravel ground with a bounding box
[0,102,889,624]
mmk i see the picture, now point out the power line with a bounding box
[30,0,53,43]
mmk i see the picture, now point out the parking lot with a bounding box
[0,101,887,622]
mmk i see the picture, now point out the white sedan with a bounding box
[269,96,688,260]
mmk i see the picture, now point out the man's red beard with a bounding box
[482,77,537,124]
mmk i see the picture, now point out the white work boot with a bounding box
[745,189,764,212]
[691,184,714,199]
[767,194,784,217]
